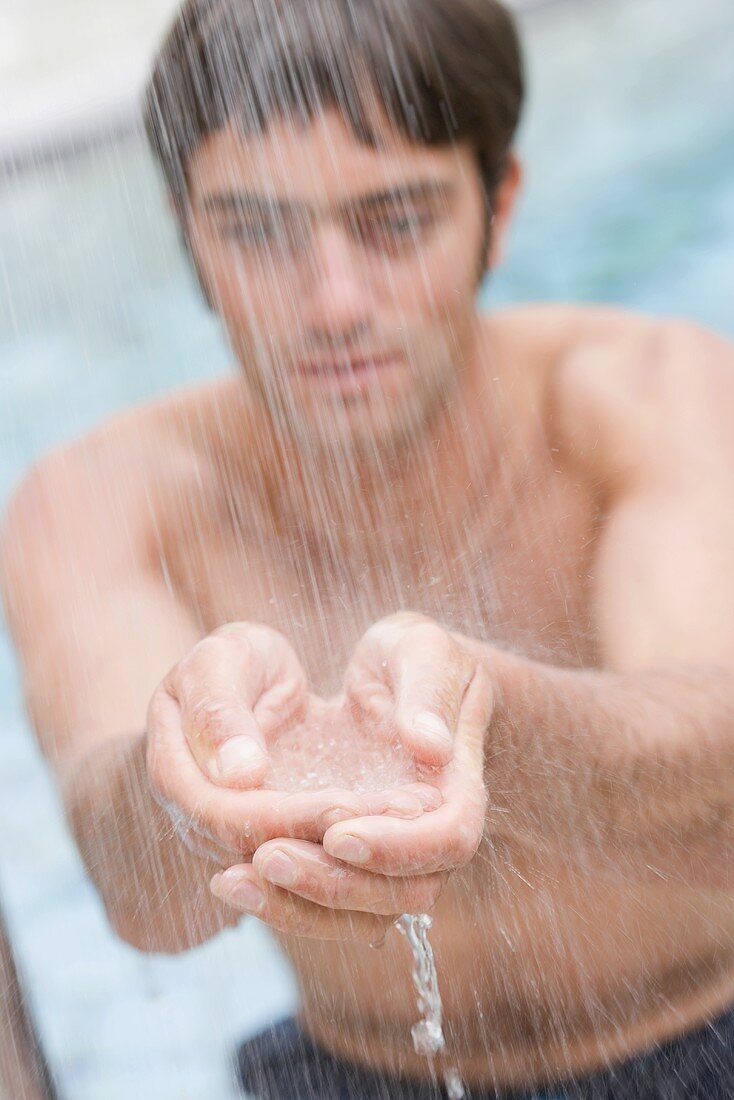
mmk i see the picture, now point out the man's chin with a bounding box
[298,403,432,459]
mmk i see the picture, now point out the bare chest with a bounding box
[170,454,603,692]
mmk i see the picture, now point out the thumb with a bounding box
[184,694,269,788]
[393,657,470,767]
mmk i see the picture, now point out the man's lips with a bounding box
[295,352,400,377]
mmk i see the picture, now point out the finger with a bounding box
[390,624,476,767]
[147,688,371,854]
[172,636,270,787]
[173,624,309,788]
[322,798,482,876]
[342,614,421,730]
[321,668,491,876]
[216,623,308,738]
[253,839,447,914]
[323,752,484,871]
[210,866,394,942]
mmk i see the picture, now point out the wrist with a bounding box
[60,732,233,953]
[59,732,149,843]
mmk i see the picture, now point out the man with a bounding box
[2,0,734,1096]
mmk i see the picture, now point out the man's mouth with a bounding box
[294,352,403,398]
[295,352,400,378]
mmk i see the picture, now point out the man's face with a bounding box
[185,108,494,455]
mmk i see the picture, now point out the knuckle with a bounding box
[186,632,254,678]
[411,621,447,650]
[184,698,242,749]
[391,611,429,629]
[210,622,256,644]
[182,635,225,670]
[213,622,287,663]
[363,611,423,647]
[454,821,482,864]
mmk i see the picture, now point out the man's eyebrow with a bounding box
[200,179,454,216]
[345,180,455,211]
[201,193,300,216]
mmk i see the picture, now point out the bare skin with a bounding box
[3,110,734,1091]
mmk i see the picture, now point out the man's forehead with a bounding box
[187,111,467,207]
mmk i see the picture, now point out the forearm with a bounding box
[484,649,734,890]
[59,733,237,953]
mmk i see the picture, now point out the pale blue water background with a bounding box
[0,0,733,1095]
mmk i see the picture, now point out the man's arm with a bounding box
[0,440,236,952]
[482,319,734,891]
[319,318,734,895]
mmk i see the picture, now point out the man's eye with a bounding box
[360,212,435,248]
[221,223,279,245]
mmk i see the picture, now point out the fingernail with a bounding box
[261,850,299,888]
[412,711,452,750]
[216,737,264,778]
[213,873,265,914]
[326,834,371,864]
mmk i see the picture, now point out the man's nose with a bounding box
[301,224,372,333]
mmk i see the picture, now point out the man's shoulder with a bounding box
[493,304,734,487]
[31,375,242,480]
[3,375,243,551]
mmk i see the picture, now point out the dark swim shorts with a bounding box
[235,1002,734,1099]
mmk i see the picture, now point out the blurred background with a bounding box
[1,0,733,1096]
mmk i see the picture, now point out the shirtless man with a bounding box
[2,0,734,1096]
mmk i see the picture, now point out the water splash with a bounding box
[264,700,417,793]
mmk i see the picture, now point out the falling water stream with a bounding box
[396,913,466,1099]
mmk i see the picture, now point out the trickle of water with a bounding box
[444,1067,467,1100]
[396,913,465,1098]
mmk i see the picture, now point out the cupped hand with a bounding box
[159,621,309,788]
[146,623,371,866]
[210,613,494,940]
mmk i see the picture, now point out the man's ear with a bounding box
[486,152,523,271]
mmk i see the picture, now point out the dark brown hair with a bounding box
[143,0,524,222]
